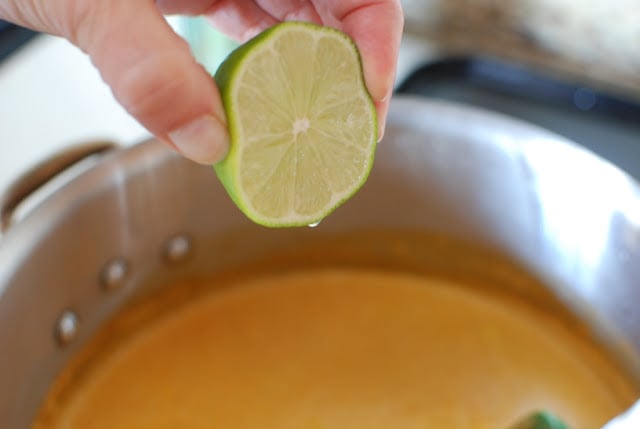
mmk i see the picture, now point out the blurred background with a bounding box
[1,0,639,193]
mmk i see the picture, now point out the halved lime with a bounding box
[214,21,377,227]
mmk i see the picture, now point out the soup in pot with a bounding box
[33,268,637,429]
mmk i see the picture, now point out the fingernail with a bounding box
[168,115,229,164]
[375,98,390,143]
[378,122,386,143]
[377,91,391,103]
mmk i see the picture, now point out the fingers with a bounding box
[157,0,278,43]
[201,0,403,140]
[254,0,323,24]
[323,0,404,139]
[71,0,230,164]
[155,0,215,16]
[204,0,279,42]
[158,0,323,32]
[2,0,402,156]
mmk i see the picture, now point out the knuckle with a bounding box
[113,50,197,132]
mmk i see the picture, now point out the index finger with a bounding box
[321,0,404,138]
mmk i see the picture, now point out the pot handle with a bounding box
[0,141,118,233]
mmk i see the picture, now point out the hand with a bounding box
[0,1,403,164]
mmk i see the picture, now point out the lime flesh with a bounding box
[214,22,377,227]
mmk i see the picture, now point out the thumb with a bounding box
[74,0,228,164]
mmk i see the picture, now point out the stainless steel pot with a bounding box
[1,96,639,428]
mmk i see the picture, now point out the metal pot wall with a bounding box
[1,96,639,428]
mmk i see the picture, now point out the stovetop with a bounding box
[397,57,640,181]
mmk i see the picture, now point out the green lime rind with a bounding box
[213,21,377,228]
[509,411,570,429]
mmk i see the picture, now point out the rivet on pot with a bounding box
[100,258,129,291]
[55,311,79,346]
[163,234,192,264]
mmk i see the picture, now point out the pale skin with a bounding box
[0,1,404,164]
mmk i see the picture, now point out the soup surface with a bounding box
[35,269,636,429]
